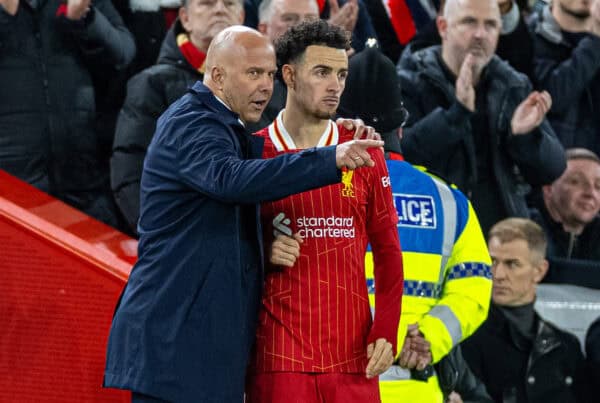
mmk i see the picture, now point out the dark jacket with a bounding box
[531,206,600,261]
[530,206,600,289]
[0,0,135,226]
[104,82,343,402]
[398,46,565,229]
[462,305,591,403]
[111,21,200,233]
[529,5,600,157]
[436,345,494,403]
[585,316,600,386]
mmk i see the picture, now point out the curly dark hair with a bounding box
[274,19,351,68]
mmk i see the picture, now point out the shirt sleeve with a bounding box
[365,148,404,357]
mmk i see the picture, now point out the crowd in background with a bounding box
[1,0,600,401]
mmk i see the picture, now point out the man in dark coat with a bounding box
[397,0,566,234]
[110,0,244,233]
[462,217,591,403]
[529,0,600,157]
[0,0,135,226]
[103,26,384,403]
[530,148,600,289]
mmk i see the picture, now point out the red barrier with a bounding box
[0,171,136,402]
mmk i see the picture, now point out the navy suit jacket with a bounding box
[104,82,341,402]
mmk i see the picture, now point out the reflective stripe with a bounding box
[429,305,462,347]
[447,262,492,280]
[430,176,456,285]
[403,280,442,299]
[379,365,412,381]
[374,262,490,299]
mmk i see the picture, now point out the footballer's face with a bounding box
[286,45,348,119]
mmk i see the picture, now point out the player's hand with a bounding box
[0,0,19,15]
[398,324,432,370]
[66,0,91,20]
[335,139,383,170]
[269,233,303,267]
[366,338,394,378]
[511,90,552,135]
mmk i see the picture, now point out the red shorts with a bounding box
[246,372,381,403]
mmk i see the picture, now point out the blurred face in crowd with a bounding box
[437,0,501,75]
[488,237,548,307]
[180,0,244,51]
[215,31,277,123]
[556,0,592,19]
[259,0,320,43]
[284,45,348,119]
[544,158,600,230]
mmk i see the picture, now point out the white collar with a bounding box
[267,109,338,151]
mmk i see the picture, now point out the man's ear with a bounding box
[282,64,295,90]
[436,16,447,40]
[179,6,190,32]
[534,259,549,284]
[542,184,552,200]
[209,66,225,90]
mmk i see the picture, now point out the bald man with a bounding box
[398,0,566,234]
[103,26,384,403]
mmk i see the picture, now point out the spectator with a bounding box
[245,0,377,52]
[462,218,590,403]
[247,20,402,402]
[363,0,439,63]
[110,0,244,233]
[319,0,378,52]
[246,0,320,132]
[93,0,182,162]
[397,0,565,234]
[585,316,600,386]
[339,44,493,403]
[104,25,385,403]
[0,0,135,227]
[365,0,534,76]
[529,0,600,157]
[400,0,536,93]
[530,148,600,288]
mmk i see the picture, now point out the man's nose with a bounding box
[474,23,486,38]
[259,75,274,92]
[492,263,506,280]
[328,76,343,92]
[214,0,227,12]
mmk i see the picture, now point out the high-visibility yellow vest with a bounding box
[366,160,492,367]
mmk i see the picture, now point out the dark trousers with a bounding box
[131,392,170,403]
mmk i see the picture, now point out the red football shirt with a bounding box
[252,112,403,373]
